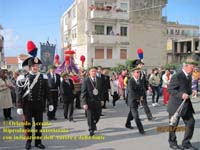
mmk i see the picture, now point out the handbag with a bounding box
[113,91,120,101]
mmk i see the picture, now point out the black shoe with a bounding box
[35,143,45,149]
[148,116,155,121]
[89,131,94,136]
[139,130,146,135]
[25,141,31,150]
[102,106,107,109]
[69,118,76,122]
[182,145,198,150]
[170,145,183,150]
[64,116,68,120]
[8,116,13,120]
[4,117,9,121]
[94,125,97,131]
[100,114,104,116]
[47,118,52,121]
[125,125,134,129]
[52,117,57,120]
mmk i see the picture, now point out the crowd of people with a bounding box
[0,56,199,150]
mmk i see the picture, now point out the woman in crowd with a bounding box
[162,68,172,105]
[0,69,13,120]
[149,68,161,106]
[110,72,119,107]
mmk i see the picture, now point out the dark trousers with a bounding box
[151,86,160,103]
[168,112,195,147]
[64,100,74,120]
[47,91,58,119]
[86,107,101,131]
[112,91,119,106]
[102,91,109,108]
[141,95,152,119]
[126,107,144,133]
[3,108,12,119]
[23,102,43,144]
[75,91,81,108]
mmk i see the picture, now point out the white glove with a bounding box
[17,108,23,115]
[49,105,54,111]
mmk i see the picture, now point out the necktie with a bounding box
[136,79,139,85]
[52,74,56,83]
[93,78,96,86]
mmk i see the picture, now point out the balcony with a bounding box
[90,34,129,45]
[89,9,129,21]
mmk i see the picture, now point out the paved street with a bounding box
[0,96,199,150]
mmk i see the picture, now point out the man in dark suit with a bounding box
[125,67,145,134]
[167,57,198,150]
[96,66,107,109]
[47,65,60,120]
[81,66,103,136]
[60,73,75,121]
[102,69,111,109]
[133,59,153,120]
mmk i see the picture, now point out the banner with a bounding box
[40,42,56,72]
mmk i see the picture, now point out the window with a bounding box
[106,26,113,35]
[95,48,104,59]
[107,49,112,59]
[95,2,104,8]
[181,30,184,35]
[72,6,76,18]
[170,29,174,35]
[7,65,11,69]
[95,25,104,35]
[120,49,127,59]
[175,29,180,35]
[185,30,191,36]
[68,11,71,18]
[193,31,198,36]
[65,17,68,25]
[120,3,128,12]
[120,26,127,36]
[72,28,76,39]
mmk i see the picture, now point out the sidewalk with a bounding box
[0,97,199,150]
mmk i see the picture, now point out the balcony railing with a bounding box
[89,6,129,20]
[90,34,129,44]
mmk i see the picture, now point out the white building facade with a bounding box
[61,0,167,68]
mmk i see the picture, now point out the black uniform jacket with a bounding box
[60,79,74,102]
[167,70,195,116]
[127,77,143,108]
[16,73,53,111]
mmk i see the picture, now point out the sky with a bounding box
[0,0,200,57]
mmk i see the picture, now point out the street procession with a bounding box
[0,0,200,150]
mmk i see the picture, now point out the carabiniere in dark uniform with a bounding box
[16,56,53,149]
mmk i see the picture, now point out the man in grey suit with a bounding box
[167,57,198,150]
[125,67,145,134]
[81,67,103,136]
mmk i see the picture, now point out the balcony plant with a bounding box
[116,8,123,12]
[89,5,96,10]
[105,6,112,11]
